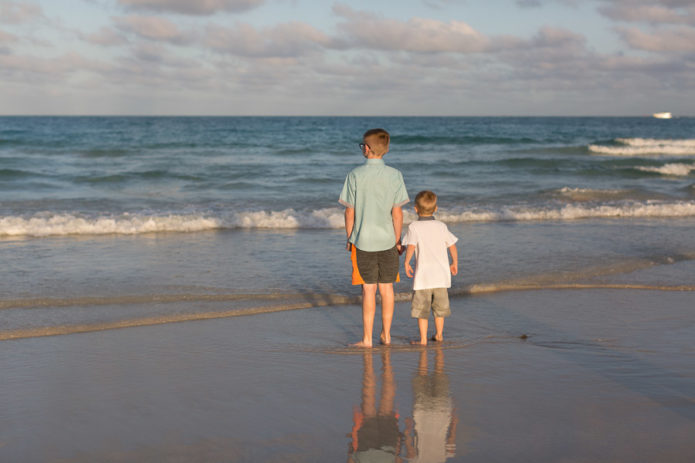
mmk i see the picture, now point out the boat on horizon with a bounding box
[653,112,672,119]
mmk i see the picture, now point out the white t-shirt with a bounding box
[402,218,458,291]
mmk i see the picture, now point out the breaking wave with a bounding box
[3,201,695,237]
[589,138,695,156]
[636,163,695,177]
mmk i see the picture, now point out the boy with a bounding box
[339,128,409,347]
[403,190,458,346]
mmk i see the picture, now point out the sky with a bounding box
[0,0,693,116]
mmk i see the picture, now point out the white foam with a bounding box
[636,163,695,177]
[589,138,695,156]
[0,214,223,237]
[232,208,344,229]
[437,201,695,222]
[4,202,695,237]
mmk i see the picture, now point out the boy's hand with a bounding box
[450,262,458,276]
[396,243,404,255]
[346,241,352,252]
[405,262,414,278]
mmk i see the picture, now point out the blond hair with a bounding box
[363,128,390,156]
[415,190,437,215]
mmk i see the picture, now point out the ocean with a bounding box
[2,116,695,339]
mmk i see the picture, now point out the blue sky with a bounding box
[1,0,693,116]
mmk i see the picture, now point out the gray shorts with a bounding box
[411,288,451,319]
[355,246,399,284]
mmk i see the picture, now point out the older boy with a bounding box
[339,128,409,347]
[403,191,458,345]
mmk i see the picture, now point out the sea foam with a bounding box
[3,202,695,237]
[589,138,695,156]
[636,163,695,177]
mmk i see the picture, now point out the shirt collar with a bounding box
[418,215,435,221]
[365,158,385,165]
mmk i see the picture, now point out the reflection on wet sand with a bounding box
[347,348,458,463]
[405,348,458,463]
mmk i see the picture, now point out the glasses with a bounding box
[358,143,370,152]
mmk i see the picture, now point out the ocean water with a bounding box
[2,116,695,339]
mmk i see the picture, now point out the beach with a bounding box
[2,116,695,461]
[2,282,694,462]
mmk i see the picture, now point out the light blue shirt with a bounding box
[339,158,409,252]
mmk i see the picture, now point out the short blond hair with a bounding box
[363,128,390,156]
[415,190,437,215]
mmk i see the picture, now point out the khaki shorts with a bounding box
[411,288,451,319]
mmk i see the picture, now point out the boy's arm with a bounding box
[448,243,458,276]
[404,244,416,278]
[344,207,355,251]
[391,206,403,253]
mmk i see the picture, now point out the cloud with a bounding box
[600,3,695,25]
[516,0,544,7]
[0,1,43,24]
[0,52,110,82]
[333,4,495,53]
[0,30,17,44]
[114,15,193,44]
[616,25,695,51]
[84,26,129,47]
[117,0,264,15]
[205,22,331,57]
[531,26,586,48]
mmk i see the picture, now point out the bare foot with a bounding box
[380,333,391,345]
[350,340,373,348]
[430,334,443,342]
[410,339,427,346]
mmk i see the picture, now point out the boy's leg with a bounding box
[413,318,428,345]
[377,282,394,345]
[353,283,377,347]
[432,316,445,342]
[431,288,450,342]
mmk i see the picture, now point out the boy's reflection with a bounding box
[405,348,458,463]
[347,348,457,463]
[348,350,403,462]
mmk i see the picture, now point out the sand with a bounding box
[1,287,694,463]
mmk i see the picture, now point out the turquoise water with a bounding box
[2,116,695,337]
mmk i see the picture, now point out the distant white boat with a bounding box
[653,112,672,119]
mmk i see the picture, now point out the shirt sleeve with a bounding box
[444,226,458,247]
[402,223,417,247]
[338,173,355,208]
[393,172,409,207]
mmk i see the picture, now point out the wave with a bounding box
[2,282,694,341]
[437,201,695,222]
[397,134,539,145]
[589,138,695,156]
[555,187,628,201]
[636,163,695,177]
[3,201,695,237]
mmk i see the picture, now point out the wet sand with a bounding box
[1,288,694,462]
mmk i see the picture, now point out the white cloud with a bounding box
[600,3,695,25]
[84,26,129,47]
[114,15,193,44]
[616,25,695,51]
[0,52,110,81]
[205,22,331,57]
[0,29,17,44]
[0,1,43,24]
[333,4,495,53]
[117,0,264,15]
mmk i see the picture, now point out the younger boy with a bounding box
[403,191,458,345]
[339,128,409,347]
